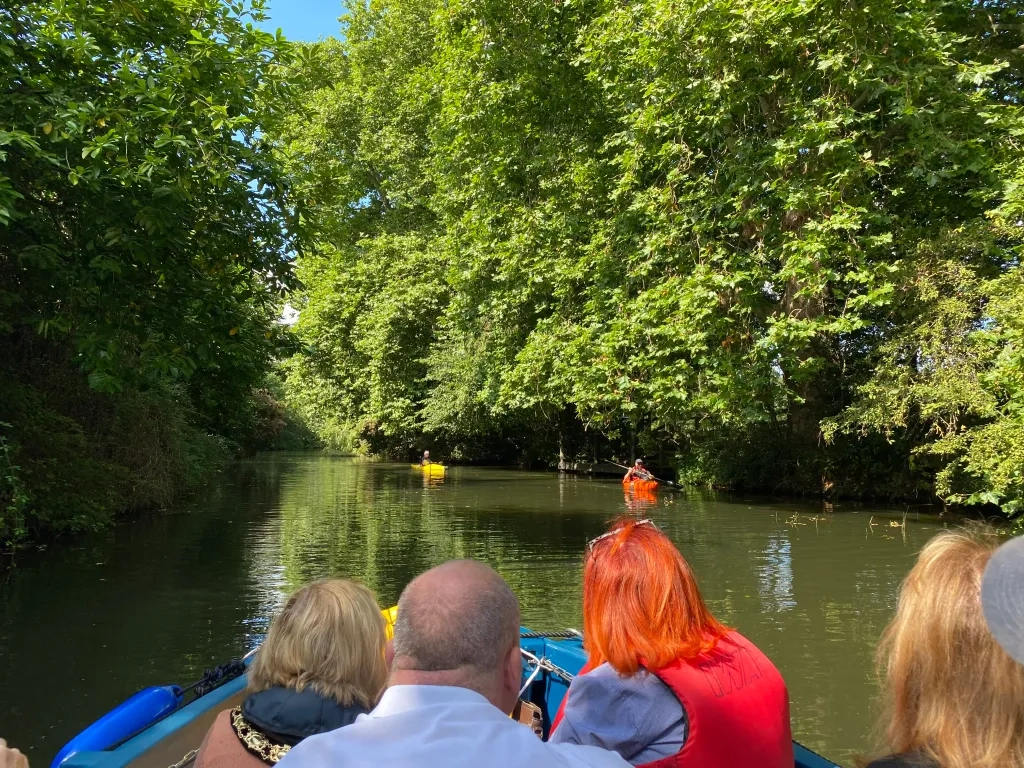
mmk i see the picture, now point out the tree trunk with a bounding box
[781,275,833,492]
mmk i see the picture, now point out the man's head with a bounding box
[635,459,643,467]
[390,560,521,713]
[423,450,430,458]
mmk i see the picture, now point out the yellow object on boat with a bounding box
[412,463,446,474]
[383,605,397,640]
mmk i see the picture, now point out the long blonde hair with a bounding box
[873,528,1024,768]
[248,579,387,709]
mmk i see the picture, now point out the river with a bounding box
[0,454,944,766]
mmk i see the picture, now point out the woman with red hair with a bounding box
[550,518,793,767]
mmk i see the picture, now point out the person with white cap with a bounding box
[981,532,1024,667]
[864,528,1024,768]
[623,459,653,483]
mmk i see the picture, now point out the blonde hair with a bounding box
[248,579,387,709]
[872,527,1024,768]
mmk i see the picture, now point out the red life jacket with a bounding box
[551,631,793,768]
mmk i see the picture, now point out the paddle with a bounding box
[608,459,681,489]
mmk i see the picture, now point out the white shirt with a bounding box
[277,684,631,768]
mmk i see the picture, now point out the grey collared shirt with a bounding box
[550,663,687,765]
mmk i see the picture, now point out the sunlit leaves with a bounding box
[0,0,299,395]
[283,0,1024,506]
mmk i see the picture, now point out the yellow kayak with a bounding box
[412,463,446,475]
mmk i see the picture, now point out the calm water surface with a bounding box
[0,455,945,766]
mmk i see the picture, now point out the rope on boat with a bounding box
[519,629,583,639]
[518,657,545,698]
[182,659,247,698]
[519,628,581,687]
[108,663,244,753]
[520,647,576,684]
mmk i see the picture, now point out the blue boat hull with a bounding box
[57,630,839,768]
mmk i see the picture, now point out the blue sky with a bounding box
[257,0,344,42]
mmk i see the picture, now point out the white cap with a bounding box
[982,535,1024,665]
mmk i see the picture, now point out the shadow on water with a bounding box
[0,454,944,766]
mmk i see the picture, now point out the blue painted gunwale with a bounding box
[60,674,247,768]
[60,631,840,768]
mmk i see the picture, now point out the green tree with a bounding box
[282,0,1024,513]
[503,0,1017,486]
[0,0,302,545]
[828,222,1024,522]
[1,0,297,392]
[272,11,445,454]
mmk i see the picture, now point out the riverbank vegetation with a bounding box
[3,0,1022,547]
[277,0,1024,521]
[0,1,314,548]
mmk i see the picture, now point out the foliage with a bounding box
[0,0,304,547]
[272,18,445,455]
[257,372,322,451]
[0,422,31,550]
[827,236,1024,522]
[0,342,230,546]
[0,0,298,390]
[280,0,1024,514]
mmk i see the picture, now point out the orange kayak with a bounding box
[623,478,659,492]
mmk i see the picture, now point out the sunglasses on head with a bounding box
[586,518,658,552]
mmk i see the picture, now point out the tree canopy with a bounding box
[279,0,1023,521]
[1,0,298,391]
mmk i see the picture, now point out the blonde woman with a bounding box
[865,529,1024,768]
[196,580,387,768]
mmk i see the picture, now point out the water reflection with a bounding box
[623,486,659,512]
[759,535,796,612]
[0,456,941,767]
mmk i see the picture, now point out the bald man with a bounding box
[279,560,629,768]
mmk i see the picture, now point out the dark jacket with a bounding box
[242,686,367,746]
[195,687,368,768]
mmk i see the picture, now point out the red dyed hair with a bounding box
[583,517,728,675]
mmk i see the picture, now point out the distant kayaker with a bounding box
[550,518,794,768]
[421,450,431,466]
[623,459,652,482]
